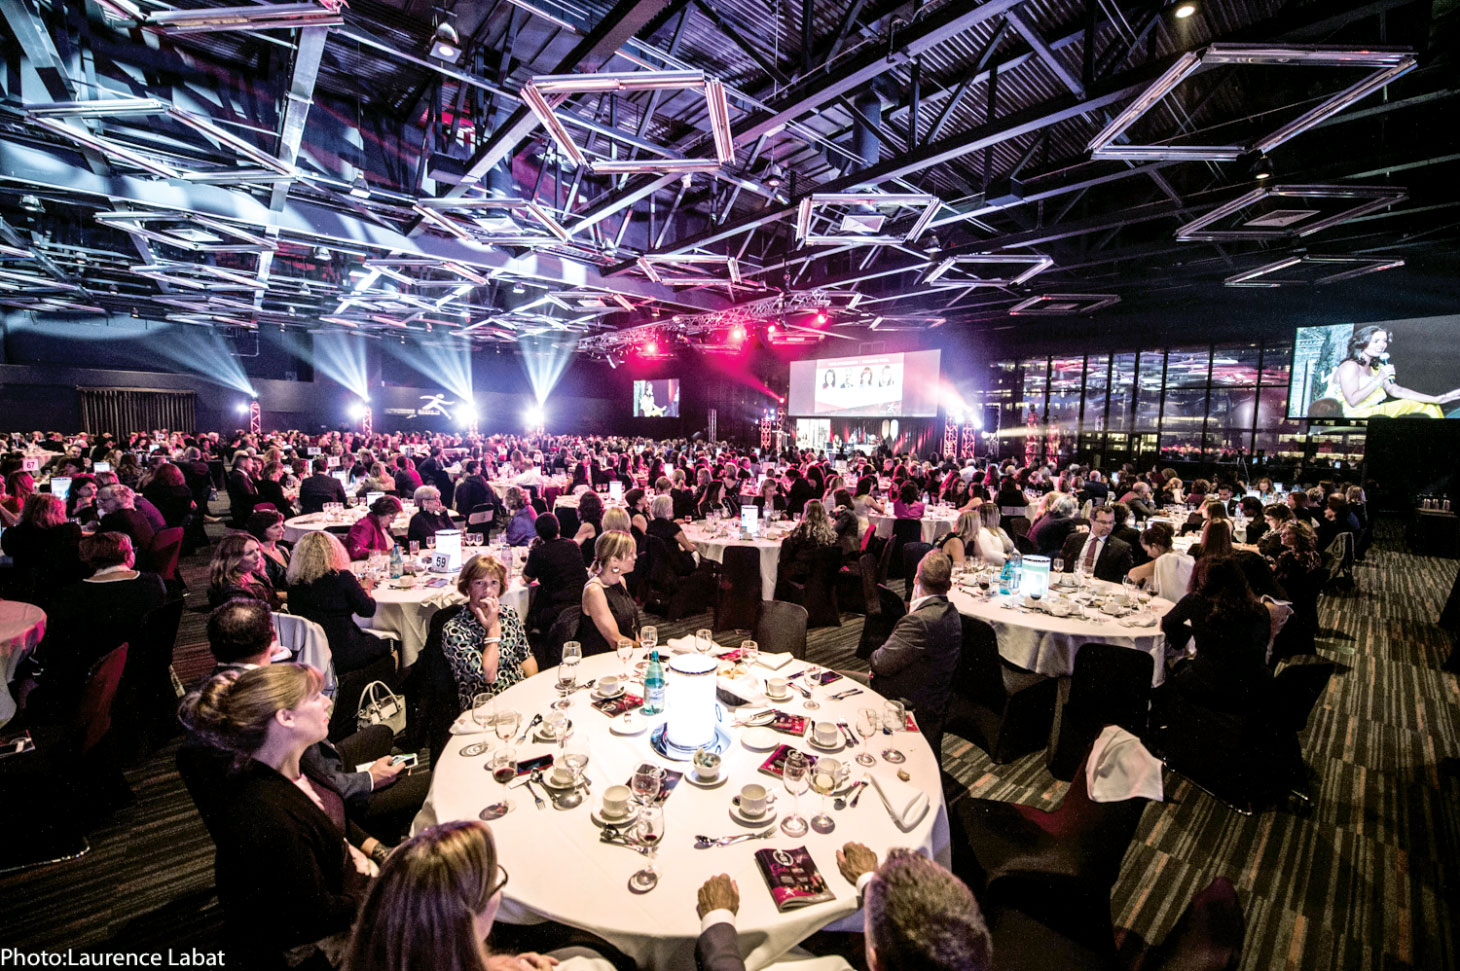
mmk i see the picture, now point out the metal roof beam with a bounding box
[2,0,74,102]
[1006,9,1083,97]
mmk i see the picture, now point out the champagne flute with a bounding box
[810,757,845,834]
[854,707,879,767]
[695,628,714,655]
[616,637,634,677]
[780,750,810,837]
[883,700,906,761]
[802,662,823,710]
[629,804,664,893]
[631,762,664,807]
[554,658,579,710]
[481,748,517,820]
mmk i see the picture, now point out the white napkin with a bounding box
[449,710,487,735]
[755,652,795,671]
[870,773,930,831]
[1086,725,1163,803]
[716,674,766,706]
[666,635,697,654]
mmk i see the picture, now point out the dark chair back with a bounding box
[413,603,465,762]
[557,506,581,539]
[884,518,924,580]
[538,603,582,670]
[754,601,808,660]
[75,643,129,757]
[802,546,843,628]
[116,598,186,758]
[901,541,933,601]
[1006,515,1032,539]
[147,527,185,579]
[1047,643,1155,781]
[856,584,907,659]
[859,554,882,616]
[955,614,1006,708]
[1013,533,1037,556]
[467,503,496,540]
[1147,876,1245,971]
[1270,656,1335,734]
[715,545,762,632]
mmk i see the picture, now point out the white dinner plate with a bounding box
[740,727,781,751]
[609,713,646,735]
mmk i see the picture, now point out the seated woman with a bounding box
[829,489,861,558]
[0,470,35,525]
[577,530,639,657]
[776,500,838,595]
[974,503,1015,567]
[208,531,280,609]
[753,477,787,517]
[935,509,983,567]
[1,492,84,601]
[346,495,401,561]
[361,462,398,497]
[1125,522,1194,600]
[891,481,925,520]
[669,468,696,520]
[573,490,606,567]
[441,555,536,711]
[143,462,196,528]
[407,485,455,546]
[245,509,291,595]
[1272,519,1323,601]
[501,486,538,547]
[341,820,611,971]
[1325,324,1460,418]
[695,479,729,520]
[852,475,885,517]
[180,664,373,964]
[522,513,589,632]
[255,461,296,520]
[940,473,969,510]
[1190,518,1235,561]
[66,474,101,527]
[1257,503,1294,559]
[286,530,392,675]
[994,474,1028,516]
[646,494,698,576]
[1158,555,1273,714]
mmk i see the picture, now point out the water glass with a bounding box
[409,540,420,555]
[629,805,664,892]
[740,639,759,669]
[802,663,822,710]
[780,751,810,837]
[695,628,714,655]
[631,762,664,806]
[554,659,579,710]
[616,638,634,676]
[854,707,879,766]
[426,535,436,550]
[481,748,517,820]
[883,700,906,759]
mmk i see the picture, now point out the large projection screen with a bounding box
[786,350,942,417]
[1289,316,1460,420]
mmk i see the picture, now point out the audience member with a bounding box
[502,486,538,547]
[207,531,280,609]
[1057,506,1134,582]
[96,483,156,553]
[868,550,960,753]
[298,457,347,514]
[522,513,589,632]
[1,492,85,599]
[347,495,402,560]
[441,555,537,710]
[286,531,394,676]
[776,500,839,594]
[407,485,456,546]
[576,530,639,657]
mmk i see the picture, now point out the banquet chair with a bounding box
[1013,532,1037,557]
[1158,655,1336,814]
[467,503,497,542]
[714,545,762,632]
[1270,563,1325,663]
[535,603,582,670]
[1145,876,1245,971]
[882,518,925,581]
[115,597,187,760]
[408,602,465,763]
[781,546,842,628]
[557,505,581,540]
[949,746,1152,897]
[945,615,1057,764]
[900,541,933,600]
[982,870,1119,971]
[857,581,907,660]
[146,526,185,588]
[754,600,808,660]
[1322,531,1355,591]
[1006,515,1032,540]
[1046,644,1154,782]
[0,642,129,874]
[643,535,698,620]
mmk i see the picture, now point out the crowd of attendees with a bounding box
[1,424,1378,970]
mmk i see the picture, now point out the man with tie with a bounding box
[1058,506,1134,583]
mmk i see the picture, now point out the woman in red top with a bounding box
[346,495,401,560]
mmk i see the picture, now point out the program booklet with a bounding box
[758,743,818,779]
[591,693,644,717]
[754,846,836,912]
[767,711,809,736]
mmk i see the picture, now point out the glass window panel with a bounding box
[1134,350,1164,431]
[1254,430,1306,463]
[1165,347,1211,389]
[1207,388,1258,428]
[1256,387,1303,432]
[1020,358,1048,419]
[1159,428,1203,462]
[1162,386,1208,440]
[1210,344,1262,386]
[1259,345,1293,388]
[1203,428,1252,461]
[1083,354,1109,432]
[1108,353,1137,432]
[1048,356,1084,436]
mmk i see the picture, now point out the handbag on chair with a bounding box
[356,680,407,735]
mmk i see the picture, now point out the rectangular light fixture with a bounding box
[26,97,168,117]
[411,204,476,241]
[145,3,344,33]
[1223,254,1404,287]
[637,254,742,286]
[1088,44,1416,161]
[1009,293,1122,315]
[923,253,1054,287]
[29,116,180,178]
[795,193,941,246]
[1176,184,1408,241]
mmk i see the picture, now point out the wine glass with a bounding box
[1122,575,1137,607]
[481,748,517,820]
[409,540,420,555]
[562,640,583,666]
[616,637,634,677]
[561,734,590,791]
[810,757,846,834]
[883,700,906,761]
[740,639,759,669]
[493,707,521,749]
[629,804,664,893]
[802,663,822,710]
[854,707,879,767]
[695,628,714,655]
[426,535,436,551]
[978,572,992,601]
[1052,556,1064,576]
[554,658,579,710]
[461,692,495,757]
[780,751,810,837]
[631,762,664,807]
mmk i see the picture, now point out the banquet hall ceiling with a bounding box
[0,0,1455,357]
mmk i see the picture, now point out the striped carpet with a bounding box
[1,520,1455,970]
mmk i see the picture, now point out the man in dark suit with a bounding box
[453,459,498,517]
[96,483,156,552]
[869,550,962,754]
[1108,501,1148,568]
[785,468,816,516]
[1078,470,1110,507]
[225,453,258,527]
[1058,506,1134,583]
[695,842,989,971]
[298,457,347,514]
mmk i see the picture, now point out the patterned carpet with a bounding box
[1,520,1456,970]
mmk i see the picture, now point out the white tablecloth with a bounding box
[948,579,1174,686]
[682,523,788,600]
[0,601,46,727]
[415,652,948,970]
[352,552,531,666]
[869,510,961,544]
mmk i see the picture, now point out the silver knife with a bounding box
[717,827,776,847]
[831,688,863,701]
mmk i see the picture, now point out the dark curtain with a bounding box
[78,388,196,434]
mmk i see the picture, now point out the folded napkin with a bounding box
[755,652,795,671]
[422,589,461,610]
[666,635,697,654]
[448,710,480,735]
[716,674,765,707]
[1086,724,1163,804]
[870,773,930,831]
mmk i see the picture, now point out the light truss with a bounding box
[1088,44,1416,161]
[131,262,270,291]
[923,253,1054,287]
[794,194,941,247]
[637,254,743,287]
[1223,254,1405,288]
[144,2,344,33]
[363,258,493,286]
[413,197,572,243]
[520,71,735,173]
[1174,184,1408,242]
[95,211,278,253]
[1008,293,1121,315]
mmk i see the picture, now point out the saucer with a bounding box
[535,720,574,742]
[807,735,845,753]
[591,804,640,827]
[539,772,579,792]
[609,713,646,735]
[685,770,729,789]
[765,690,793,703]
[740,727,780,751]
[728,803,778,826]
[592,683,627,700]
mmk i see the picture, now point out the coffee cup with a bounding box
[733,783,774,819]
[693,748,722,782]
[601,784,631,819]
[598,674,622,696]
[813,721,840,748]
[766,677,790,700]
[542,712,567,739]
[550,764,574,787]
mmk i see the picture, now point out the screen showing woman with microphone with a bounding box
[1325,325,1460,418]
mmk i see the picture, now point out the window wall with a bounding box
[989,341,1322,466]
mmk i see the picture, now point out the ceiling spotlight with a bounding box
[349,173,371,199]
[645,340,658,356]
[814,311,827,325]
[429,22,462,65]
[729,324,746,342]
[764,162,784,189]
[511,281,525,294]
[1251,153,1274,180]
[680,172,693,189]
[19,194,44,214]
[1173,2,1197,18]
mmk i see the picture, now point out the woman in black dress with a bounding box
[1158,555,1272,714]
[285,531,391,675]
[576,529,639,657]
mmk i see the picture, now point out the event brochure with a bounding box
[591,693,644,717]
[758,743,818,779]
[768,711,810,736]
[754,846,836,912]
[622,768,684,805]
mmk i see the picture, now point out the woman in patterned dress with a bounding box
[441,554,538,710]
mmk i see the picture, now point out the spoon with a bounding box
[833,780,865,810]
[530,769,557,808]
[516,713,543,744]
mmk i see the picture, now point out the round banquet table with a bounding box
[869,508,960,544]
[415,651,949,971]
[681,521,788,600]
[0,600,46,727]
[282,505,463,545]
[949,577,1175,686]
[349,549,531,666]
